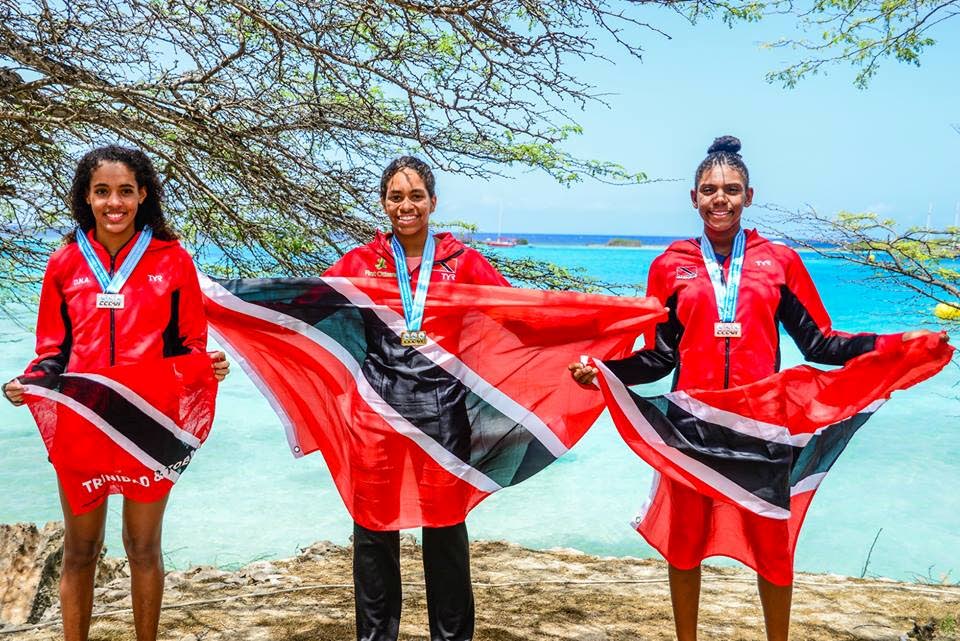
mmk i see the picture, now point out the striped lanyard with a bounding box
[75,226,153,293]
[390,232,436,332]
[700,228,746,323]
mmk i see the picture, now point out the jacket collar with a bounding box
[371,230,464,265]
[682,228,767,256]
[83,227,150,263]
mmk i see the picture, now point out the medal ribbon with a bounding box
[76,226,153,293]
[390,232,436,332]
[700,228,746,322]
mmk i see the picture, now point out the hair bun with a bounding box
[708,135,741,155]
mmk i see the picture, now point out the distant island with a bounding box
[606,238,643,247]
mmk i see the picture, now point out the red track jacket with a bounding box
[23,229,207,383]
[606,229,898,389]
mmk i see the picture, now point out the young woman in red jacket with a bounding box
[3,146,229,641]
[570,136,945,641]
[324,156,507,641]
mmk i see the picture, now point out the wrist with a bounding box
[2,381,15,406]
[874,333,903,352]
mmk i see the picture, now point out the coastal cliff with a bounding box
[1,523,958,640]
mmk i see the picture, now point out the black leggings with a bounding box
[353,521,475,641]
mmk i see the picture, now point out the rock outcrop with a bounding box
[0,523,63,626]
[0,522,127,626]
[1,523,959,640]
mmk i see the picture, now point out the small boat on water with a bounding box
[481,204,517,247]
[481,238,517,247]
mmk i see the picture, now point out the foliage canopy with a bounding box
[2,0,955,305]
[688,0,960,88]
[761,205,960,309]
[1,0,678,299]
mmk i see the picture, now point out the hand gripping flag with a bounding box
[201,275,666,531]
[23,354,218,515]
[593,333,954,585]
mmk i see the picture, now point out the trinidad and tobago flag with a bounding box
[593,333,954,585]
[23,354,217,515]
[201,275,666,531]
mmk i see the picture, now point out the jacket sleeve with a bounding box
[777,250,897,365]
[176,250,208,354]
[602,257,680,385]
[322,257,346,277]
[323,249,365,278]
[22,255,72,386]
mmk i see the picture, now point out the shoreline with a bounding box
[3,524,959,640]
[475,241,824,252]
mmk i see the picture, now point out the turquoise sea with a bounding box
[1,239,957,581]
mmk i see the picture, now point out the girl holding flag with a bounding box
[324,156,508,641]
[3,146,229,641]
[569,136,946,641]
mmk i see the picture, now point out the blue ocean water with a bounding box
[0,241,957,581]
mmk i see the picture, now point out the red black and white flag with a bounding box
[23,354,218,515]
[593,333,954,585]
[201,275,666,531]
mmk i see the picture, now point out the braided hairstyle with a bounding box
[379,156,436,200]
[65,145,177,243]
[694,135,749,188]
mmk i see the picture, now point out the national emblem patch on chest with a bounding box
[676,265,698,280]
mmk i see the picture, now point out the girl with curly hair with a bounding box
[3,145,229,641]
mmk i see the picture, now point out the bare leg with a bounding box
[757,574,792,641]
[58,484,108,641]
[121,495,169,641]
[669,564,701,641]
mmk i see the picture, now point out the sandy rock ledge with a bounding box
[1,525,958,640]
[0,522,125,627]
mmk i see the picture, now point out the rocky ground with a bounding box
[2,523,959,641]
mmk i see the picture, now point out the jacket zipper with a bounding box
[109,254,116,366]
[720,259,731,389]
[723,337,730,389]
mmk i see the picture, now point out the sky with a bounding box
[434,9,960,238]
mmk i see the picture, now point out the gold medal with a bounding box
[714,322,742,338]
[96,293,125,309]
[400,330,428,347]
